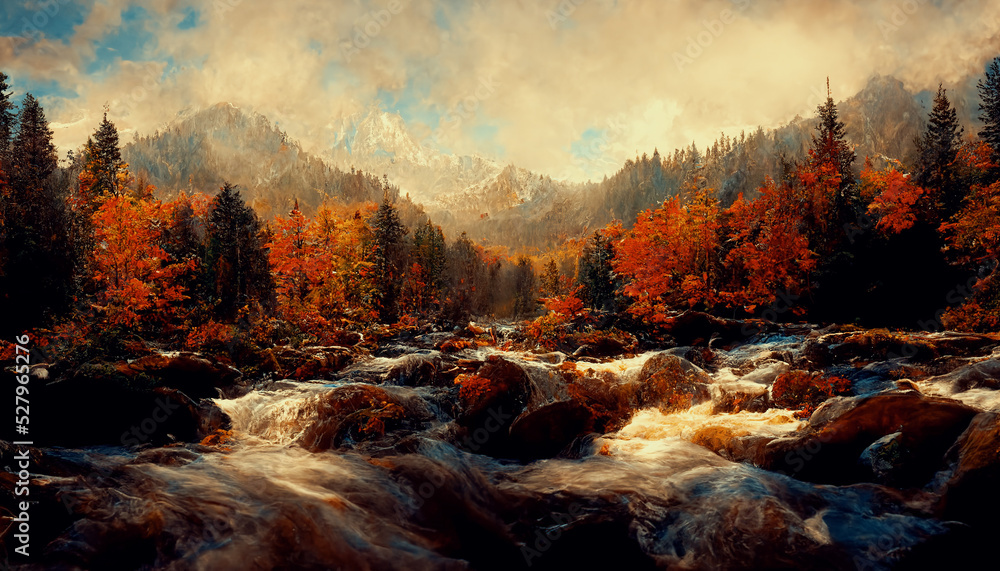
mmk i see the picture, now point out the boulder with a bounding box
[508,400,596,460]
[295,384,434,452]
[939,412,1000,527]
[635,353,712,412]
[28,364,228,447]
[928,358,1000,392]
[761,391,979,486]
[711,383,771,414]
[454,356,532,456]
[117,351,242,398]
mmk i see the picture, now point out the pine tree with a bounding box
[540,258,563,298]
[0,71,16,168]
[915,84,963,215]
[977,56,1000,162]
[0,94,75,335]
[511,256,537,317]
[577,228,620,312]
[81,111,128,197]
[205,182,275,320]
[11,94,57,192]
[811,78,856,186]
[370,194,408,323]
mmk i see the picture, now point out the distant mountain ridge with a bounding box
[121,73,983,249]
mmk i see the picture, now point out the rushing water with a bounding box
[6,331,998,570]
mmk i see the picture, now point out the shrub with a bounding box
[772,370,852,419]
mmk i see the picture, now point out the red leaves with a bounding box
[863,160,926,234]
[91,195,193,327]
[772,370,852,419]
[723,179,815,314]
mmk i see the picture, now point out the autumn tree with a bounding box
[540,258,565,298]
[443,232,489,322]
[205,182,275,320]
[722,178,815,314]
[90,195,194,328]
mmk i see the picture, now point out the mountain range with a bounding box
[121,74,985,251]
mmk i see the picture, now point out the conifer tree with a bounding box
[370,194,408,322]
[205,182,275,320]
[0,71,15,168]
[80,110,128,198]
[915,84,963,215]
[977,56,1000,163]
[810,78,856,186]
[1,94,75,335]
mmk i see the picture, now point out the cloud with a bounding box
[1,0,999,178]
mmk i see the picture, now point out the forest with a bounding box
[4,57,1000,569]
[3,61,999,360]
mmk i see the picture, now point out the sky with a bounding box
[2,0,1000,181]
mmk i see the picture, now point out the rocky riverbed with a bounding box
[3,315,1000,569]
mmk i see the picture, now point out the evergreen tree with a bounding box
[370,194,408,323]
[411,219,447,294]
[205,182,275,320]
[81,110,128,197]
[0,94,75,335]
[0,71,15,168]
[11,94,57,192]
[811,78,856,186]
[915,84,964,216]
[577,229,620,312]
[540,258,563,298]
[511,256,537,317]
[977,56,1000,162]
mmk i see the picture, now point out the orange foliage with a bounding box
[91,195,195,327]
[772,370,852,419]
[863,159,926,234]
[723,178,815,313]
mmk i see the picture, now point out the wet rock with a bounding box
[570,330,637,359]
[635,353,712,412]
[662,311,748,347]
[858,431,905,485]
[939,412,1000,528]
[928,358,1000,392]
[295,384,434,452]
[27,364,227,447]
[761,391,979,487]
[263,345,354,381]
[117,351,242,398]
[384,353,446,387]
[711,383,771,414]
[508,400,595,460]
[454,356,532,456]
